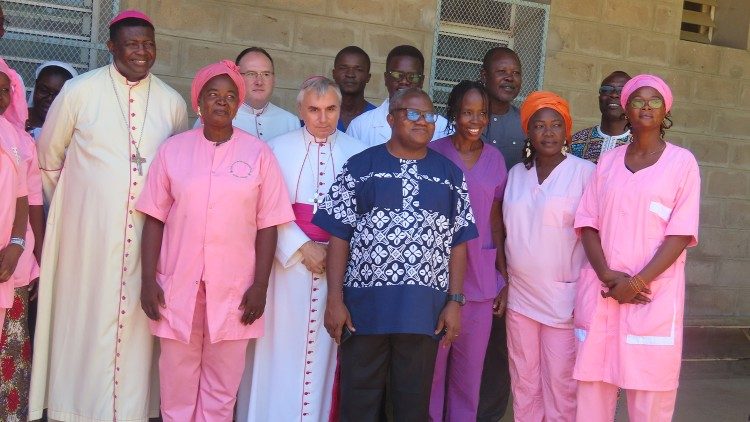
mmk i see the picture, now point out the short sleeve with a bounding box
[451,174,478,246]
[135,145,173,222]
[312,162,358,241]
[256,148,294,230]
[664,154,700,247]
[574,163,601,234]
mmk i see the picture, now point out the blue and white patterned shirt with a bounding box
[313,144,478,336]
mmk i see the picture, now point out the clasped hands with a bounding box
[599,269,651,305]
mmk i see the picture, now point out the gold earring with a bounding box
[525,147,531,158]
[197,109,202,117]
[562,145,568,156]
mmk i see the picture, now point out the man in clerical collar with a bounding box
[346,45,451,147]
[30,9,188,422]
[480,47,526,172]
[331,46,375,131]
[194,46,300,140]
[570,71,632,163]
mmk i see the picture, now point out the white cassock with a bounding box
[193,101,300,140]
[236,128,366,422]
[30,64,188,422]
[345,98,452,147]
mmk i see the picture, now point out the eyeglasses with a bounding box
[599,85,624,95]
[240,71,274,80]
[394,108,438,123]
[386,71,424,84]
[628,98,664,109]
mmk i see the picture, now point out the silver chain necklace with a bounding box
[109,67,152,175]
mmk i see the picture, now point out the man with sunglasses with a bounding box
[193,47,300,140]
[315,88,476,421]
[346,45,451,146]
[571,71,632,163]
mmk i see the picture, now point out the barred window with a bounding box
[429,0,550,115]
[0,0,119,92]
[680,0,749,49]
[681,0,716,44]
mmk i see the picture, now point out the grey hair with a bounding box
[296,76,342,107]
[388,87,431,114]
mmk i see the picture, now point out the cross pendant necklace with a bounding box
[109,67,152,176]
[131,149,146,176]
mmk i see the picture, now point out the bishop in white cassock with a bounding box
[236,77,365,422]
[29,11,188,422]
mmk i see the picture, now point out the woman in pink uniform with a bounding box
[429,80,508,421]
[0,61,40,420]
[503,91,594,422]
[573,75,700,422]
[137,60,295,422]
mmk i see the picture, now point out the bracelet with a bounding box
[628,277,642,294]
[633,275,648,291]
[9,237,25,250]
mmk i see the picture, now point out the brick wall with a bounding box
[122,0,439,116]
[545,0,750,324]
[123,0,750,324]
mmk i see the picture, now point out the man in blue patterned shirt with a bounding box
[313,88,477,422]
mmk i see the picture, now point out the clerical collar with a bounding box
[248,102,269,116]
[303,127,336,145]
[110,63,149,86]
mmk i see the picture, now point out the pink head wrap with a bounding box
[190,60,246,121]
[0,59,29,131]
[620,74,673,112]
[109,9,153,27]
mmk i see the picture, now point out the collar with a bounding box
[109,64,150,87]
[594,124,631,140]
[303,127,336,145]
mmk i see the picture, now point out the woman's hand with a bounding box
[493,285,509,317]
[141,278,166,321]
[240,283,268,325]
[601,275,651,305]
[0,244,23,282]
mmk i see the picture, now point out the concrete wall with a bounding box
[123,0,750,324]
[122,0,439,116]
[545,0,750,324]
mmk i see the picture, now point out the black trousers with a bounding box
[477,314,512,422]
[339,333,439,422]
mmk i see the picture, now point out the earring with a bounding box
[197,109,202,117]
[525,146,531,158]
[562,145,568,156]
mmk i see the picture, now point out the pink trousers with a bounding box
[506,309,576,422]
[576,381,677,422]
[159,283,249,422]
[429,300,494,421]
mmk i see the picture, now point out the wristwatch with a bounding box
[447,293,466,306]
[9,237,25,250]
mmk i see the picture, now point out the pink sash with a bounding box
[292,203,330,242]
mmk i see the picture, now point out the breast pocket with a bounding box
[357,177,402,213]
[542,196,577,228]
[417,179,452,214]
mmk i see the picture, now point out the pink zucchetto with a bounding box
[620,74,673,112]
[190,60,246,121]
[109,9,153,27]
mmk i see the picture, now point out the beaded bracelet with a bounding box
[633,275,648,291]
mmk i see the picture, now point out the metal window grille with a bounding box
[429,0,550,115]
[1,0,119,93]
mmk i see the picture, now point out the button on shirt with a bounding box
[482,105,526,171]
[136,128,295,343]
[312,144,478,336]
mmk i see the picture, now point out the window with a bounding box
[429,0,550,114]
[681,0,716,44]
[680,0,750,49]
[0,0,119,92]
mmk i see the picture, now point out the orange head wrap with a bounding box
[520,91,572,143]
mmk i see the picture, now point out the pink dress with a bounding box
[136,127,295,343]
[573,143,700,391]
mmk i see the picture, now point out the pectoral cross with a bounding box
[131,149,146,176]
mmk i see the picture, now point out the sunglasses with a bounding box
[599,85,624,95]
[628,98,664,109]
[386,71,424,84]
[394,108,438,123]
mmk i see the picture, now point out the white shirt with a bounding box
[346,98,453,147]
[193,101,300,141]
